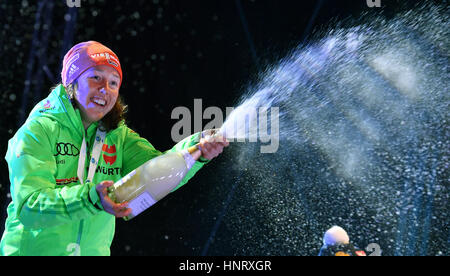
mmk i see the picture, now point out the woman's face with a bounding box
[73,65,121,129]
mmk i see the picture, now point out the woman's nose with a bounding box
[100,88,106,94]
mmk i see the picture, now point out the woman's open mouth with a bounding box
[91,97,107,107]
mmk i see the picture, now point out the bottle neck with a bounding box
[187,130,224,161]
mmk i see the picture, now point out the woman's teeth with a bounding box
[93,98,106,106]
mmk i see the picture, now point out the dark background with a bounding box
[0,0,447,256]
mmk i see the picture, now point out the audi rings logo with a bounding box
[54,142,80,157]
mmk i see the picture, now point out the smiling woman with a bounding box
[75,66,120,123]
[66,66,128,132]
[62,41,127,132]
[0,41,228,256]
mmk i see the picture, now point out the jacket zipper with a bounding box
[75,130,89,256]
[75,219,84,255]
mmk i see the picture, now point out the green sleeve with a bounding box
[5,120,101,230]
[121,128,164,176]
[121,127,209,192]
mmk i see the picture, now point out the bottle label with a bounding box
[128,191,157,217]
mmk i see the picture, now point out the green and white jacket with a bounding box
[0,85,206,256]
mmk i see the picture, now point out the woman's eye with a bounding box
[90,75,100,81]
[110,81,118,87]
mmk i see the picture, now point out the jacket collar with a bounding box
[27,84,100,141]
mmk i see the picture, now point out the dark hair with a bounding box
[101,95,128,131]
[64,82,128,132]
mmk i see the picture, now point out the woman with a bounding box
[0,41,228,256]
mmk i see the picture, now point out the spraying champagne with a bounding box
[107,130,224,220]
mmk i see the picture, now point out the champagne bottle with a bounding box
[108,145,202,220]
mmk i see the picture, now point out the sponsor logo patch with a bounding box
[90,52,120,68]
[56,177,79,186]
[102,144,117,165]
[54,142,80,157]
